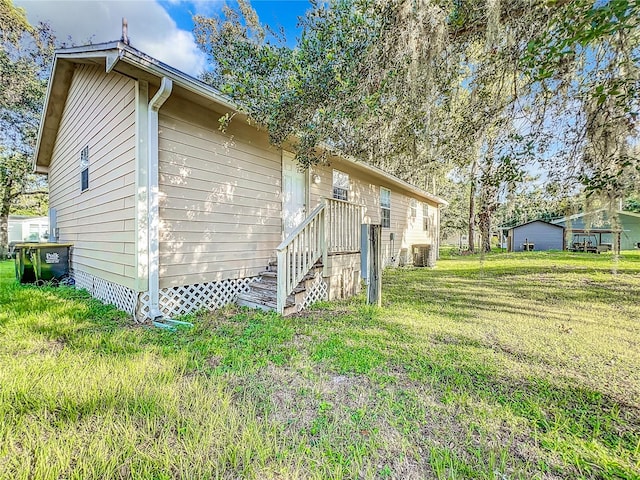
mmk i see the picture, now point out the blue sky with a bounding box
[16,0,312,75]
[159,0,309,44]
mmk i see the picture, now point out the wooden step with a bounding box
[237,292,295,310]
[249,281,277,293]
[258,271,277,279]
[236,257,323,316]
[237,297,297,316]
[251,282,306,296]
[236,296,275,312]
[259,270,320,282]
[240,284,298,304]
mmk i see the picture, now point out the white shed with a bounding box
[8,216,49,243]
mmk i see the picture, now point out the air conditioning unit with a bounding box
[413,244,433,267]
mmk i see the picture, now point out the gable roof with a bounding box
[552,209,640,224]
[508,219,565,231]
[34,42,448,206]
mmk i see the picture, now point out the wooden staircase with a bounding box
[237,198,362,315]
[236,260,323,316]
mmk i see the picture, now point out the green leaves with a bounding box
[0,0,53,249]
[194,0,639,218]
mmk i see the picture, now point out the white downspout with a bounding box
[147,77,173,320]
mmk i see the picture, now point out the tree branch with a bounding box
[18,190,48,196]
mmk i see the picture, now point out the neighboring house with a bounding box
[506,220,565,252]
[33,42,447,320]
[8,215,49,243]
[441,231,482,249]
[552,210,640,251]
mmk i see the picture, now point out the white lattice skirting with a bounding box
[137,277,257,321]
[73,270,255,320]
[300,274,328,311]
[71,269,138,315]
[72,269,324,320]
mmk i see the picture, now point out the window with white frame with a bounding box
[380,187,391,228]
[80,145,89,192]
[28,224,40,241]
[332,169,349,201]
[410,198,417,218]
[423,203,430,231]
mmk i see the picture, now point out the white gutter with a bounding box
[147,77,173,320]
[117,47,238,111]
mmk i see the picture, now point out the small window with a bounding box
[410,198,417,218]
[380,187,391,228]
[332,169,349,201]
[80,145,89,192]
[423,203,430,231]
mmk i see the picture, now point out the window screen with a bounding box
[423,203,430,231]
[80,145,89,192]
[333,170,349,201]
[410,198,417,218]
[380,187,391,228]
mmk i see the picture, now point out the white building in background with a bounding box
[8,216,49,243]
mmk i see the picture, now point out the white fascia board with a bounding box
[32,56,58,172]
[118,48,237,111]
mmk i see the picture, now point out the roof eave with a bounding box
[34,43,448,205]
[116,47,447,204]
[33,44,126,172]
[32,55,58,173]
[554,209,640,223]
[333,152,448,206]
[509,219,565,230]
[118,45,238,112]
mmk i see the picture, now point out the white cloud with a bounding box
[15,0,206,76]
[177,0,225,17]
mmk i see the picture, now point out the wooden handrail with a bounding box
[276,202,325,252]
[324,197,364,207]
[276,201,326,314]
[325,198,363,253]
[275,198,364,314]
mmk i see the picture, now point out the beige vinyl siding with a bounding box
[310,159,439,264]
[158,95,282,288]
[48,64,137,288]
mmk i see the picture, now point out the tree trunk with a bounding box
[479,208,492,253]
[468,158,478,253]
[477,136,498,254]
[0,189,11,258]
[478,175,495,254]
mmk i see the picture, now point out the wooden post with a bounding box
[367,224,382,307]
[321,206,328,277]
[276,248,286,314]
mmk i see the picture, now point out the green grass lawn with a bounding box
[1,252,639,479]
